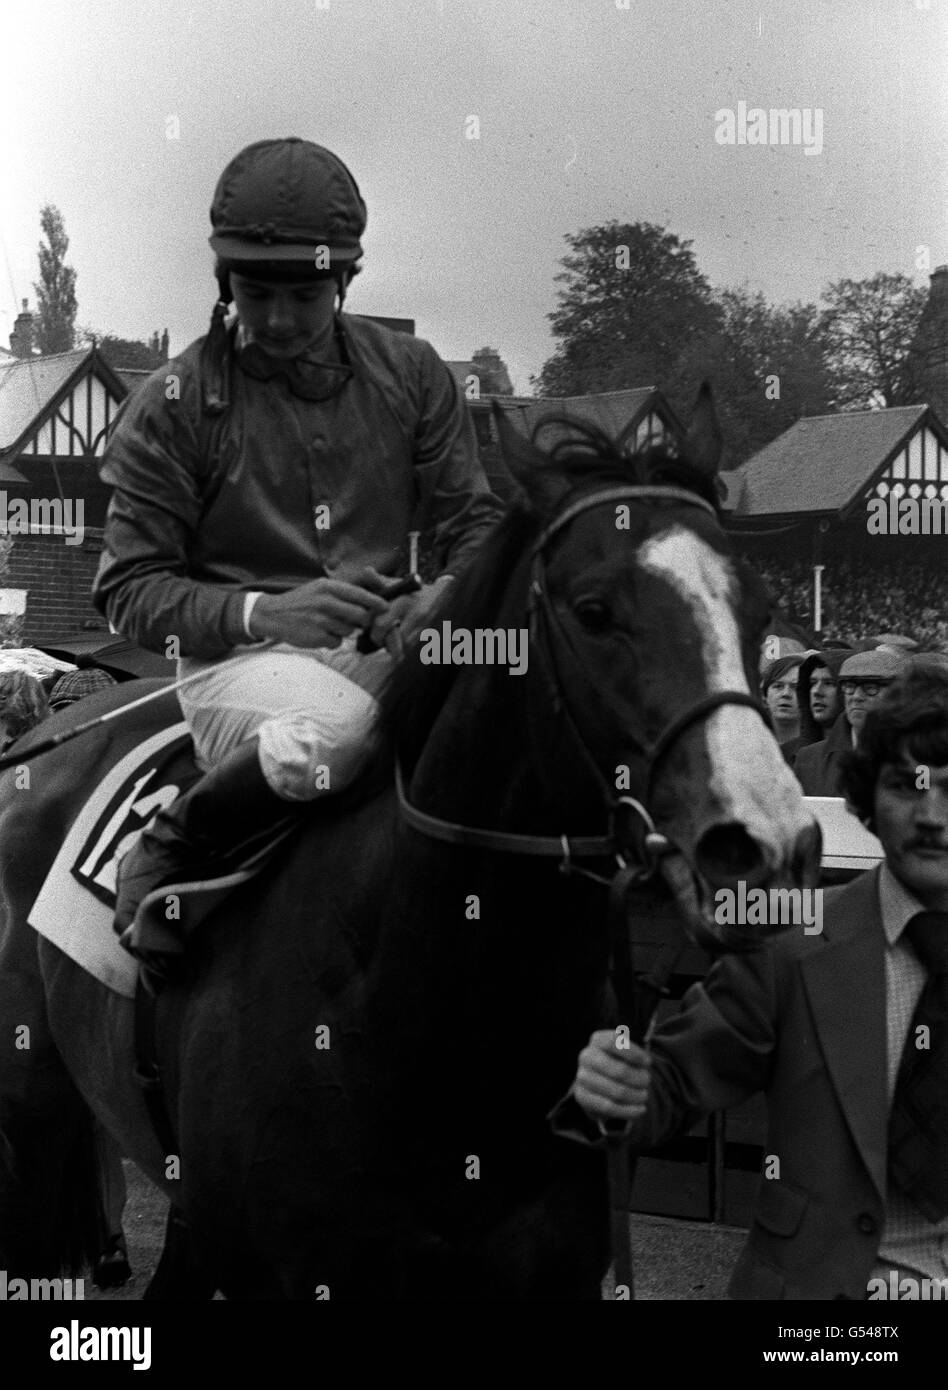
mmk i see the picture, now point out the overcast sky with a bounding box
[1,0,945,393]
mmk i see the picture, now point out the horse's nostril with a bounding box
[694,823,768,890]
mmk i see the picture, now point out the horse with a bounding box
[0,392,820,1299]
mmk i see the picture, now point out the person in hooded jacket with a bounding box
[785,647,851,765]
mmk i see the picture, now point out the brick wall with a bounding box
[3,532,106,642]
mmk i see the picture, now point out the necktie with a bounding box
[888,910,948,1222]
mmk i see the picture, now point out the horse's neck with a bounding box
[361,567,614,1160]
[409,662,540,828]
[410,654,610,841]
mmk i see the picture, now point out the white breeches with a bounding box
[177,636,393,801]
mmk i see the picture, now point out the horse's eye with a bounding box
[574,599,613,634]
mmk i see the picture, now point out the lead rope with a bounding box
[604,865,688,1299]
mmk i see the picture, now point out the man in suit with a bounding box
[558,660,948,1299]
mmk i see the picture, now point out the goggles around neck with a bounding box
[236,320,354,402]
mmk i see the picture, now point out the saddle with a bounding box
[28,722,393,998]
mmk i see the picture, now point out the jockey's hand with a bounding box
[249,573,390,649]
[368,574,454,650]
[572,1030,652,1126]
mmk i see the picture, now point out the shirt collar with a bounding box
[878,860,927,947]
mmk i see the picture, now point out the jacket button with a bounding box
[856,1213,877,1234]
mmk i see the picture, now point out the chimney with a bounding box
[9,299,35,358]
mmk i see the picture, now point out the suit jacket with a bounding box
[552,867,891,1299]
[793,714,852,795]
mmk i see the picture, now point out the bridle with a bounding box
[396,482,769,885]
[395,477,773,1299]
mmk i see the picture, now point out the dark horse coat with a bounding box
[0,407,817,1299]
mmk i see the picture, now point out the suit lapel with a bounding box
[801,867,888,1201]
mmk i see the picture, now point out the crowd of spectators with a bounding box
[0,662,117,755]
[747,552,948,649]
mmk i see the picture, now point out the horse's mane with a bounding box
[381,500,537,770]
[534,414,719,509]
[382,416,719,769]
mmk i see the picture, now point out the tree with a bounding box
[691,289,834,467]
[80,330,169,371]
[33,205,78,354]
[820,273,927,410]
[470,347,513,396]
[533,222,721,399]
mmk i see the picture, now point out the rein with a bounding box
[396,482,769,881]
[395,479,770,1300]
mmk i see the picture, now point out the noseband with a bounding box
[397,483,769,883]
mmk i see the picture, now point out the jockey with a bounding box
[94,137,503,968]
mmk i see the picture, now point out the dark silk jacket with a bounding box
[93,314,503,659]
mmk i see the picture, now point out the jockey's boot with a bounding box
[113,737,293,978]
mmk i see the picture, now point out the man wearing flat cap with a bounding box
[795,648,909,796]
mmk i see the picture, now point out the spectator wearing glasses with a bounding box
[841,650,911,745]
[795,648,908,795]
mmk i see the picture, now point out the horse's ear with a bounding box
[683,381,723,479]
[492,402,569,513]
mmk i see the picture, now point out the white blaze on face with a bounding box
[638,526,812,868]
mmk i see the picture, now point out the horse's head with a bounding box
[494,387,820,948]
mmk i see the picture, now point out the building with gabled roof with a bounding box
[723,404,948,522]
[722,402,948,639]
[0,345,130,641]
[471,386,686,499]
[496,385,683,451]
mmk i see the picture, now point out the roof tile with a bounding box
[723,406,929,516]
[0,350,90,451]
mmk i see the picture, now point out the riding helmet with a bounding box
[209,138,367,271]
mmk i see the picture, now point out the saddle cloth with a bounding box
[28,717,379,999]
[28,723,197,997]
[28,722,293,999]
